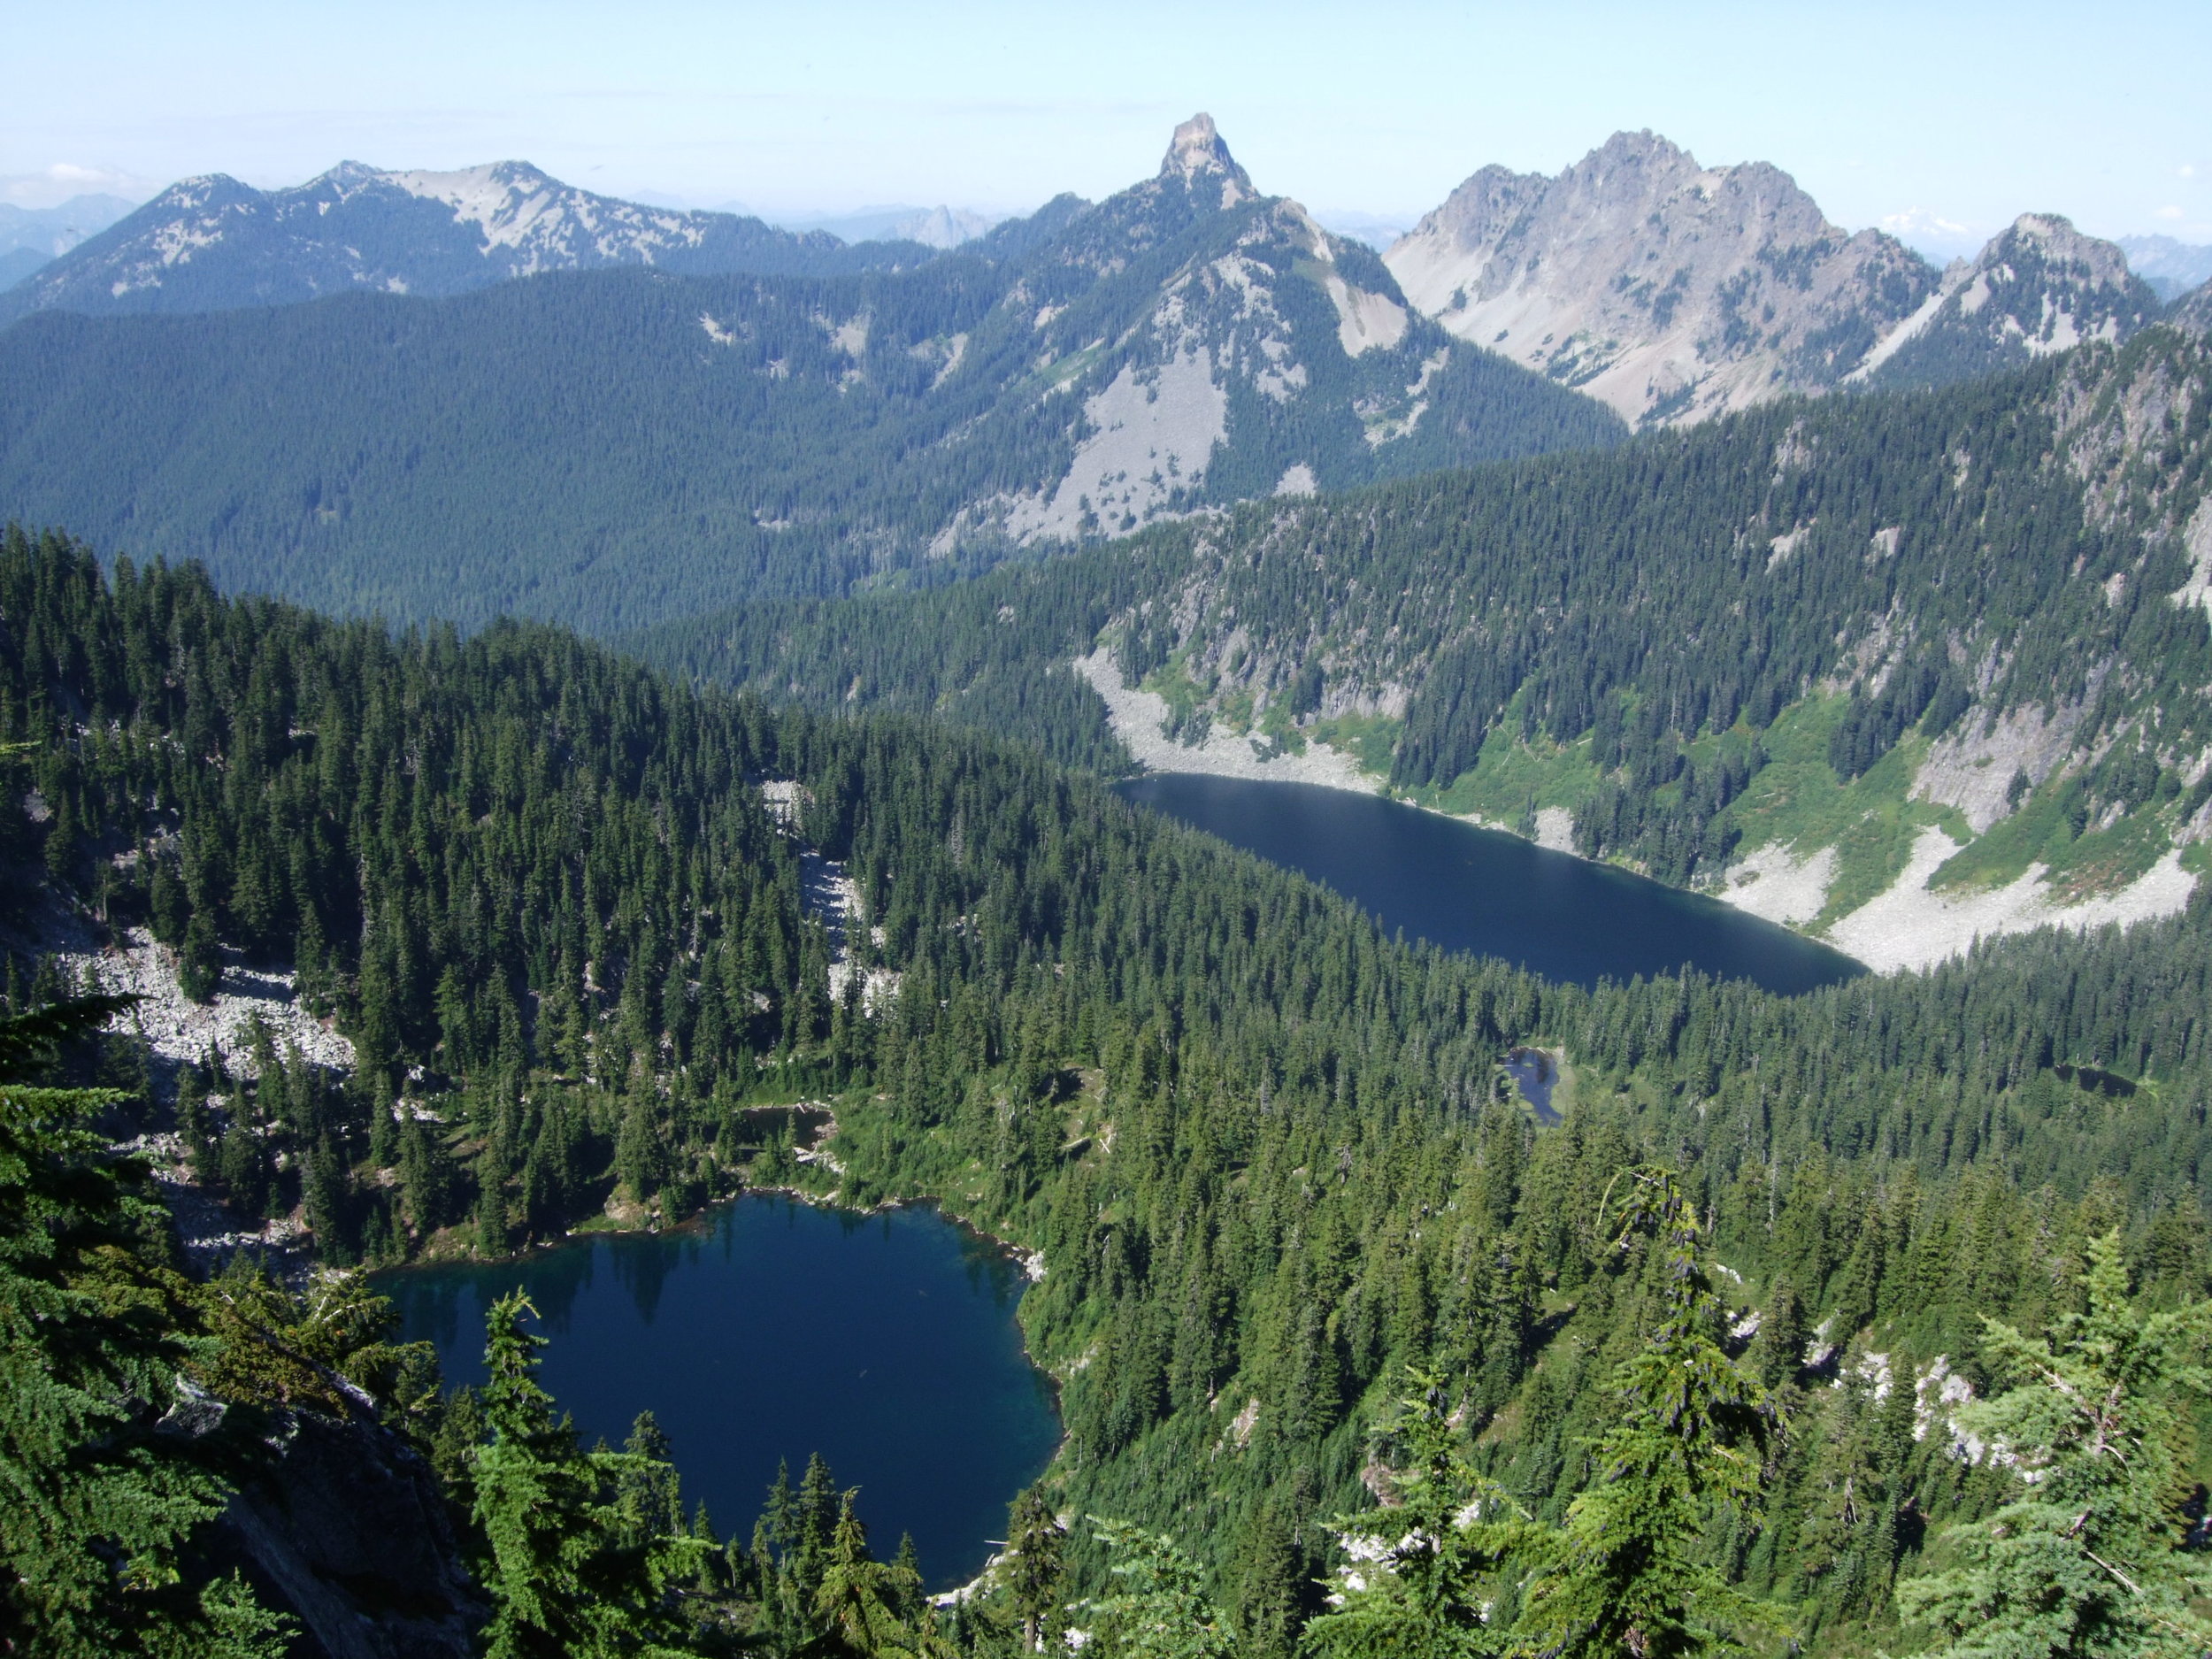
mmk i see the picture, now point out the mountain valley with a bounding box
[637,313,2212,972]
[12,101,2212,1659]
[0,117,1623,631]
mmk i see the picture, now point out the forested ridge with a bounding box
[640,324,2212,914]
[0,146,1623,636]
[8,526,2212,1655]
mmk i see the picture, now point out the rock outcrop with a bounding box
[1385,130,1938,426]
[185,1403,485,1659]
[1862,212,2165,389]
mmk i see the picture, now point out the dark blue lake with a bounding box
[1115,774,1863,994]
[380,1195,1059,1588]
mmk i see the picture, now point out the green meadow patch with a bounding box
[1933,771,2175,899]
[1725,695,1967,930]
[1409,721,1607,826]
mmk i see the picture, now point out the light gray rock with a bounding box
[1386,130,1939,426]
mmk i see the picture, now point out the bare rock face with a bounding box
[196,1407,485,1659]
[1862,212,2165,389]
[2175,279,2212,337]
[935,115,1610,549]
[1386,130,1938,427]
[1160,111,1254,208]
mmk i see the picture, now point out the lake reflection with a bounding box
[1116,774,1863,994]
[380,1195,1060,1588]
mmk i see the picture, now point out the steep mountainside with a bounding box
[0,117,1622,632]
[1385,131,1939,426]
[1863,213,2169,389]
[1386,133,2170,428]
[641,326,2212,971]
[0,161,926,326]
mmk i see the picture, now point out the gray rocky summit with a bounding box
[1858,211,2168,388]
[1385,130,1938,426]
[1385,131,2172,427]
[1161,111,1254,205]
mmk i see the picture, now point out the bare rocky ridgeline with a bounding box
[1855,211,2166,388]
[1386,130,1938,426]
[1385,131,2166,427]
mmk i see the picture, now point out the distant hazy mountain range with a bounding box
[2119,234,2212,303]
[770,204,1002,249]
[0,116,1619,633]
[0,161,933,324]
[0,193,139,291]
[3,132,2194,434]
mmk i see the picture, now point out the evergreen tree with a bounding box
[810,1490,945,1657]
[1004,1485,1067,1652]
[0,991,292,1656]
[1079,1520,1234,1659]
[1513,1169,1785,1659]
[470,1290,699,1658]
[1304,1369,1531,1658]
[1896,1232,2212,1657]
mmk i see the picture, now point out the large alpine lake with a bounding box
[381,1195,1060,1588]
[1115,774,1863,994]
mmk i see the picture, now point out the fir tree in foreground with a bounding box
[1303,1369,1532,1658]
[1077,1519,1235,1659]
[472,1289,705,1657]
[1003,1485,1068,1653]
[0,989,293,1657]
[1511,1168,1784,1658]
[1895,1232,2212,1659]
[1302,1167,1784,1658]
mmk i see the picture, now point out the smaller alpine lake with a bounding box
[380,1195,1061,1589]
[1115,774,1863,995]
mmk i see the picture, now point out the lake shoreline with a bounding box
[380,1183,1064,1590]
[1083,657,2196,976]
[1114,772,1864,995]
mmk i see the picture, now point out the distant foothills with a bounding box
[0,117,2205,634]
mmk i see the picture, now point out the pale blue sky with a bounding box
[4,0,2208,250]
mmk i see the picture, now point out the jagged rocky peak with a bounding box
[1993,211,2138,288]
[1858,211,2165,388]
[1160,112,1253,206]
[1386,129,1938,426]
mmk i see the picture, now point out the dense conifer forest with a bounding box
[7,525,2212,1655]
[0,176,1623,634]
[639,323,2212,903]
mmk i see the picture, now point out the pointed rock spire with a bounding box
[1160,113,1253,204]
